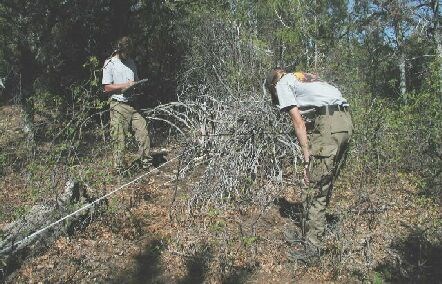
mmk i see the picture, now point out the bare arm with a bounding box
[103,81,133,94]
[287,106,310,162]
[287,106,310,184]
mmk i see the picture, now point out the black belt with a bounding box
[316,104,349,115]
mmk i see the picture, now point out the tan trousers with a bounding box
[304,109,353,247]
[109,101,151,168]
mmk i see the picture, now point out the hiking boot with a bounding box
[287,242,322,265]
[284,227,303,244]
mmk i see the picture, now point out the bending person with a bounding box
[266,68,353,258]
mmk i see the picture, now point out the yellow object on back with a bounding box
[293,72,306,81]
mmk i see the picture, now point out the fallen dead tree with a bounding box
[158,18,307,276]
[0,180,103,279]
[166,16,302,217]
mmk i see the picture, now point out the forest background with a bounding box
[0,0,441,283]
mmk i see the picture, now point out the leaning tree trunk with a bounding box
[0,180,103,281]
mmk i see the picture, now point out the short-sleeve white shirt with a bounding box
[102,56,138,102]
[275,73,348,111]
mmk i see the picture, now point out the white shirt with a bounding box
[275,73,348,111]
[102,56,138,102]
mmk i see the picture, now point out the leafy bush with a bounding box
[384,92,441,196]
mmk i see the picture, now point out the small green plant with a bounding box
[13,205,30,220]
[209,220,226,233]
[207,207,219,218]
[242,235,258,247]
[372,271,385,284]
[107,197,121,215]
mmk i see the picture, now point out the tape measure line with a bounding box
[1,155,181,254]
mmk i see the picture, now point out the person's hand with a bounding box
[127,80,135,88]
[303,161,310,186]
[122,80,134,92]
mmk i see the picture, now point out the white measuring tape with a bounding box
[1,154,182,254]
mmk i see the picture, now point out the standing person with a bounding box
[102,36,151,173]
[266,67,353,260]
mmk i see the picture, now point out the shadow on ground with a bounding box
[275,197,303,224]
[177,248,212,284]
[112,240,255,284]
[374,228,442,283]
[111,239,167,284]
[178,247,255,284]
[151,152,167,168]
[222,266,255,284]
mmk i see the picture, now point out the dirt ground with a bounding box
[3,161,304,283]
[1,105,441,283]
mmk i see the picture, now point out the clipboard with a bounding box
[122,78,149,100]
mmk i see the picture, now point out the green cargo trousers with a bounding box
[109,100,151,169]
[304,108,353,247]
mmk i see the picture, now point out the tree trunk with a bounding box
[18,45,36,147]
[399,50,407,99]
[19,80,34,143]
[432,0,442,95]
[314,0,318,70]
[395,16,407,100]
[436,30,442,97]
